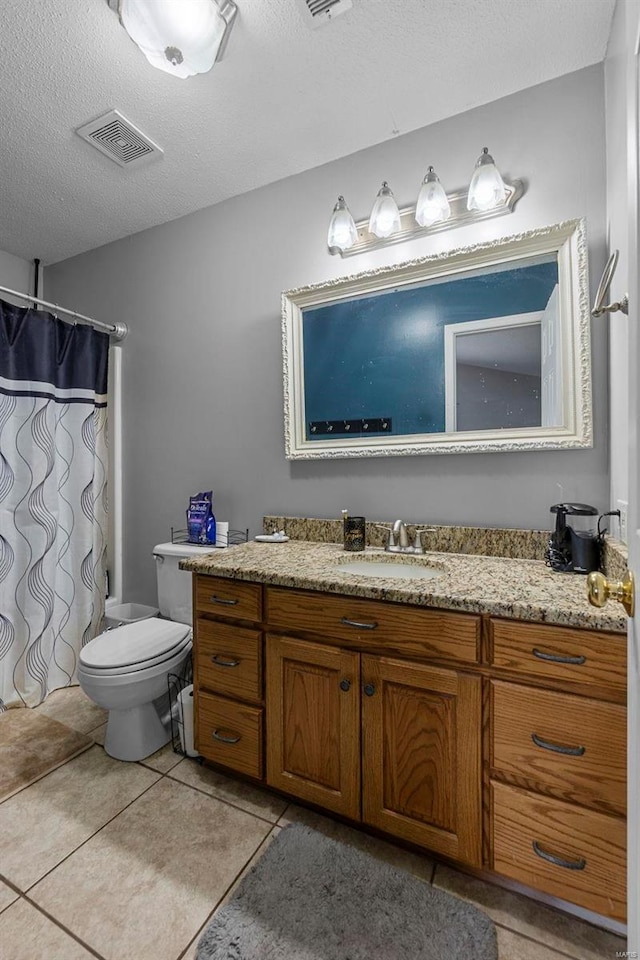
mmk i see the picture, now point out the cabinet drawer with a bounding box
[196,620,262,703]
[491,681,626,816]
[266,587,480,664]
[195,575,262,622]
[491,781,626,921]
[196,691,263,779]
[490,619,626,695]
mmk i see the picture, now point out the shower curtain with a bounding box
[0,299,109,709]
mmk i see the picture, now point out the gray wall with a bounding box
[0,247,34,300]
[46,65,609,605]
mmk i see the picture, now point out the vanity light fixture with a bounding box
[108,0,238,79]
[327,147,523,257]
[368,182,402,239]
[327,196,358,252]
[467,147,507,212]
[415,166,451,227]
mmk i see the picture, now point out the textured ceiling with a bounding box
[0,0,615,265]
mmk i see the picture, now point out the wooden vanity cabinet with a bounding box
[193,573,628,923]
[487,617,627,922]
[193,576,265,778]
[264,587,483,867]
[265,634,361,819]
[361,655,482,866]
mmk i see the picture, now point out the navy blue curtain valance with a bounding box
[0,299,109,396]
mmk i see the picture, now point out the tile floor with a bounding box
[0,686,627,960]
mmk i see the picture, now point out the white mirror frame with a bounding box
[282,218,592,459]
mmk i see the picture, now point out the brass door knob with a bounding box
[587,570,635,617]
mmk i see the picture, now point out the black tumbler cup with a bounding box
[343,516,366,551]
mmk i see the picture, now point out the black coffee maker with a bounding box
[545,503,600,574]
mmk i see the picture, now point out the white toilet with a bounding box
[78,542,208,761]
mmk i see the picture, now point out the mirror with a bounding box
[282,219,592,458]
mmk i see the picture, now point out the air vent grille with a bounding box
[76,110,163,168]
[298,0,352,28]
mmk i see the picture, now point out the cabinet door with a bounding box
[362,655,482,866]
[266,634,360,819]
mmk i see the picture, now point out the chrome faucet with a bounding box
[384,520,414,554]
[391,519,410,550]
[383,521,436,554]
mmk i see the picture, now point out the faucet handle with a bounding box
[411,527,438,554]
[372,523,395,548]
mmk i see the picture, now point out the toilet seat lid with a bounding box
[80,619,191,670]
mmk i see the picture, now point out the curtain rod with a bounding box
[0,284,128,341]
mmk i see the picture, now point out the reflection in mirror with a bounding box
[445,281,562,432]
[282,219,591,458]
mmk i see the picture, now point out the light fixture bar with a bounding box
[329,178,524,258]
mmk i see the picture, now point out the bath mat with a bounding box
[0,708,93,802]
[196,824,497,960]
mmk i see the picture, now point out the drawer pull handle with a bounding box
[209,595,239,606]
[532,840,586,871]
[532,648,586,665]
[531,733,585,757]
[363,683,376,697]
[340,616,378,630]
[211,655,241,668]
[340,679,351,692]
[212,729,241,744]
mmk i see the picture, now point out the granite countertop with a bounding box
[181,540,627,633]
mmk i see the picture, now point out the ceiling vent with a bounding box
[76,109,163,168]
[298,0,353,28]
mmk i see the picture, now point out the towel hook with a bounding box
[591,249,629,317]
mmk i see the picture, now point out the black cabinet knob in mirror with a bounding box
[363,683,375,697]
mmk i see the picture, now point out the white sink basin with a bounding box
[334,560,442,580]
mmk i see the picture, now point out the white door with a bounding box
[540,285,561,427]
[626,22,640,952]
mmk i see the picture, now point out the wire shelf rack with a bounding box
[167,658,202,759]
[170,526,249,548]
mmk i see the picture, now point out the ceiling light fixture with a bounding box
[108,0,238,79]
[328,147,522,257]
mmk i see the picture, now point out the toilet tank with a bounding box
[153,542,214,625]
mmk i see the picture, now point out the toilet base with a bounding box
[104,701,171,761]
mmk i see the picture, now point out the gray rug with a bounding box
[196,824,497,960]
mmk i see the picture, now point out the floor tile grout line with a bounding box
[0,741,95,806]
[15,891,108,960]
[276,802,291,825]
[491,918,606,960]
[21,771,163,896]
[0,871,22,916]
[174,824,280,960]
[163,768,285,827]
[0,873,22,895]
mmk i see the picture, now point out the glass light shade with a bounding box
[327,196,357,251]
[467,147,507,211]
[368,182,401,239]
[119,0,233,79]
[415,167,451,227]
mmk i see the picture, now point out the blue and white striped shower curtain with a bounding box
[0,299,109,709]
